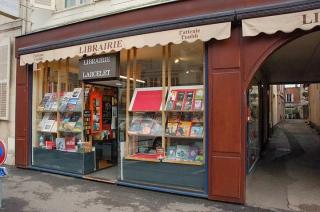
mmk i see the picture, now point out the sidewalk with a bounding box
[246,120,320,211]
[0,166,273,212]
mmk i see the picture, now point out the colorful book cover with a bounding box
[195,89,203,99]
[65,136,76,151]
[39,113,51,130]
[39,93,51,109]
[190,123,203,137]
[55,138,65,151]
[175,91,185,110]
[42,120,55,132]
[59,92,73,111]
[66,98,78,111]
[191,113,203,122]
[63,122,76,131]
[166,90,177,110]
[176,121,192,136]
[180,113,193,122]
[167,112,181,122]
[188,146,199,161]
[141,120,153,134]
[175,145,190,161]
[51,121,58,133]
[151,114,162,136]
[194,100,202,111]
[166,122,178,136]
[128,119,142,133]
[166,146,177,160]
[183,91,194,111]
[72,88,82,99]
[44,93,54,111]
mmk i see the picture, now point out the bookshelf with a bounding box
[35,60,86,153]
[126,85,205,166]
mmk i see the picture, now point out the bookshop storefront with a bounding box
[18,22,231,195]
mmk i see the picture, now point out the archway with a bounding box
[244,30,320,210]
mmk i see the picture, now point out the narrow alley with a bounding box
[247,120,320,211]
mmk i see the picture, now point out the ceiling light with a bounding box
[186,70,190,74]
[174,58,180,64]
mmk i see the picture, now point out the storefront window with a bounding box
[31,58,94,174]
[31,41,206,192]
[121,41,206,192]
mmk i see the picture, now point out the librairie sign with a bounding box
[79,54,119,80]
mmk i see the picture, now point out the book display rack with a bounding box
[34,62,89,154]
[36,88,85,152]
[126,85,205,166]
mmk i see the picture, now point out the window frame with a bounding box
[64,0,91,9]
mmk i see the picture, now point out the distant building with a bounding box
[270,85,285,126]
[284,84,308,119]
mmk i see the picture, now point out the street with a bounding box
[0,167,273,212]
[247,120,320,211]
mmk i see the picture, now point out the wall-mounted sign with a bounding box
[0,0,19,19]
[79,53,119,81]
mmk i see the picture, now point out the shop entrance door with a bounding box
[82,81,120,183]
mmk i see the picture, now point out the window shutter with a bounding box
[0,38,11,120]
[30,0,55,10]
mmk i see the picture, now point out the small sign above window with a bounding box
[79,53,119,81]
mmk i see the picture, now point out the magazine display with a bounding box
[165,112,203,137]
[37,87,84,152]
[38,93,58,112]
[128,113,163,136]
[165,145,202,162]
[127,85,204,165]
[59,88,83,112]
[165,87,204,111]
[38,113,57,133]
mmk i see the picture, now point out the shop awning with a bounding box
[20,22,231,66]
[242,8,320,37]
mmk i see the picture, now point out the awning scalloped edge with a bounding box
[20,22,231,66]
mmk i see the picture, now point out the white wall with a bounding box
[30,0,177,32]
[0,15,22,165]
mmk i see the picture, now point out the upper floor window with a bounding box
[286,93,294,103]
[65,0,90,8]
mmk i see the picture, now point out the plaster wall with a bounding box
[0,15,22,165]
[30,0,177,32]
[308,84,320,129]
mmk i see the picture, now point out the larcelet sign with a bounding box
[79,53,119,81]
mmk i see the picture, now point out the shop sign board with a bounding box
[79,53,119,81]
[0,139,7,166]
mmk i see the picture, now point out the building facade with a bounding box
[0,0,31,165]
[14,0,320,204]
[284,85,308,119]
[308,84,320,129]
[270,85,285,127]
